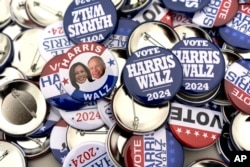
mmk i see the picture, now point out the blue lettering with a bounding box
[40,76,52,87]
[226,71,250,93]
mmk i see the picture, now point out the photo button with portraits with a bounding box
[59,42,119,102]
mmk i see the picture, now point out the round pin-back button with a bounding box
[10,0,40,29]
[0,79,47,136]
[112,84,170,134]
[131,0,172,26]
[38,20,75,61]
[123,46,183,106]
[39,54,85,111]
[224,59,250,115]
[58,101,104,130]
[127,21,180,55]
[120,0,151,14]
[219,4,250,50]
[59,42,119,102]
[0,140,27,167]
[4,134,50,159]
[30,105,61,137]
[50,119,70,164]
[162,0,210,13]
[0,33,14,72]
[171,37,225,95]
[169,101,224,149]
[192,0,238,28]
[127,21,179,55]
[230,112,250,151]
[106,123,133,167]
[63,0,117,44]
[0,67,26,86]
[66,125,109,150]
[123,126,184,167]
[187,158,228,167]
[171,11,192,28]
[11,28,47,79]
[102,17,139,49]
[25,0,72,27]
[97,98,116,128]
[63,141,115,167]
[0,0,11,29]
[174,24,213,41]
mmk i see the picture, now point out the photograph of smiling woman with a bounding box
[69,62,94,90]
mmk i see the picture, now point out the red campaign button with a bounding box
[224,59,250,114]
[169,102,224,149]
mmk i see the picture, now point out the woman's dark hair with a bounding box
[69,62,93,89]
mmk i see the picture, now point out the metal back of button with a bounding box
[66,125,109,150]
[106,123,133,167]
[127,21,180,55]
[0,79,47,136]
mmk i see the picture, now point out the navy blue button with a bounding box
[162,0,210,13]
[123,46,183,106]
[171,37,225,94]
[63,0,117,44]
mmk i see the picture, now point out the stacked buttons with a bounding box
[2,0,250,167]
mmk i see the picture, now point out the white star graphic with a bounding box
[202,132,208,139]
[185,129,191,135]
[194,131,200,137]
[39,126,46,132]
[176,127,182,134]
[211,134,217,140]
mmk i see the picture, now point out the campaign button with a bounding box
[219,4,250,50]
[112,85,170,133]
[171,37,225,94]
[63,0,117,44]
[169,102,224,149]
[131,0,172,26]
[58,101,104,130]
[0,67,26,86]
[25,0,72,27]
[187,158,228,167]
[171,11,192,27]
[123,46,183,106]
[39,54,85,111]
[38,20,75,62]
[0,140,27,167]
[224,59,250,114]
[0,0,11,29]
[102,17,139,49]
[59,42,119,102]
[127,21,180,56]
[230,112,250,151]
[123,126,184,167]
[62,141,114,167]
[112,0,127,10]
[192,0,238,28]
[162,0,210,13]
[50,119,70,164]
[221,105,238,124]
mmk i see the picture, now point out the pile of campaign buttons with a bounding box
[3,0,250,167]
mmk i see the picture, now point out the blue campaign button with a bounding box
[122,46,183,106]
[39,55,85,111]
[102,17,139,49]
[162,0,210,13]
[171,37,225,94]
[63,0,117,44]
[219,4,250,50]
